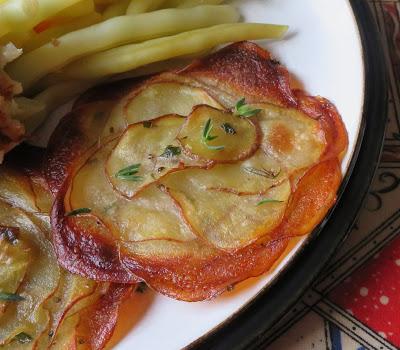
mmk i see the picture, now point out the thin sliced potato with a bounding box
[0,234,31,315]
[70,142,197,243]
[178,105,259,163]
[0,158,133,349]
[0,202,60,346]
[106,115,207,198]
[103,81,222,137]
[181,150,286,195]
[257,103,326,170]
[164,172,290,250]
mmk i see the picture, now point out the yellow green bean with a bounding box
[23,13,103,53]
[7,5,239,90]
[59,23,288,81]
[0,0,82,38]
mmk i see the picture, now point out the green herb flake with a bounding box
[234,97,262,118]
[143,121,153,128]
[257,199,284,206]
[14,332,32,344]
[115,164,143,182]
[244,167,281,179]
[65,208,92,217]
[202,118,225,151]
[221,123,236,135]
[160,145,181,158]
[0,292,25,302]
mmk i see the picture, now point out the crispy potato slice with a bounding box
[75,284,133,350]
[102,81,222,137]
[178,105,259,162]
[0,202,60,346]
[0,157,133,349]
[45,101,117,195]
[277,158,342,238]
[106,115,206,198]
[48,313,79,350]
[0,168,39,213]
[257,103,326,170]
[0,232,30,315]
[33,272,97,350]
[124,82,221,124]
[295,91,348,161]
[54,155,342,300]
[164,172,290,250]
[178,41,297,107]
[182,150,285,195]
[70,142,197,243]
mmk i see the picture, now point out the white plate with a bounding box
[103,1,364,349]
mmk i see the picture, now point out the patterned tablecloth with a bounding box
[266,1,400,349]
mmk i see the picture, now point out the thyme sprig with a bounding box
[257,199,284,206]
[202,118,225,151]
[115,163,143,182]
[234,98,262,118]
[0,292,25,302]
[65,208,92,217]
[244,167,281,179]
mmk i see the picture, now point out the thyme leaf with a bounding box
[65,208,92,217]
[0,292,25,302]
[234,97,262,118]
[160,145,181,158]
[115,164,143,182]
[202,118,225,151]
[257,199,284,206]
[243,167,281,179]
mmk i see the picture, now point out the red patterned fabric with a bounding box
[330,235,400,346]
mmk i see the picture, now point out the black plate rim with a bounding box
[189,1,388,349]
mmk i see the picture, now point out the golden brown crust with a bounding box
[178,41,298,107]
[76,284,134,350]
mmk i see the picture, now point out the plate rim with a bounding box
[189,1,388,349]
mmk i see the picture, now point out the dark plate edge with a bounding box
[188,1,388,349]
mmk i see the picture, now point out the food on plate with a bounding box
[0,43,24,163]
[50,22,288,83]
[0,0,287,163]
[8,5,240,91]
[0,150,133,349]
[46,41,348,301]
